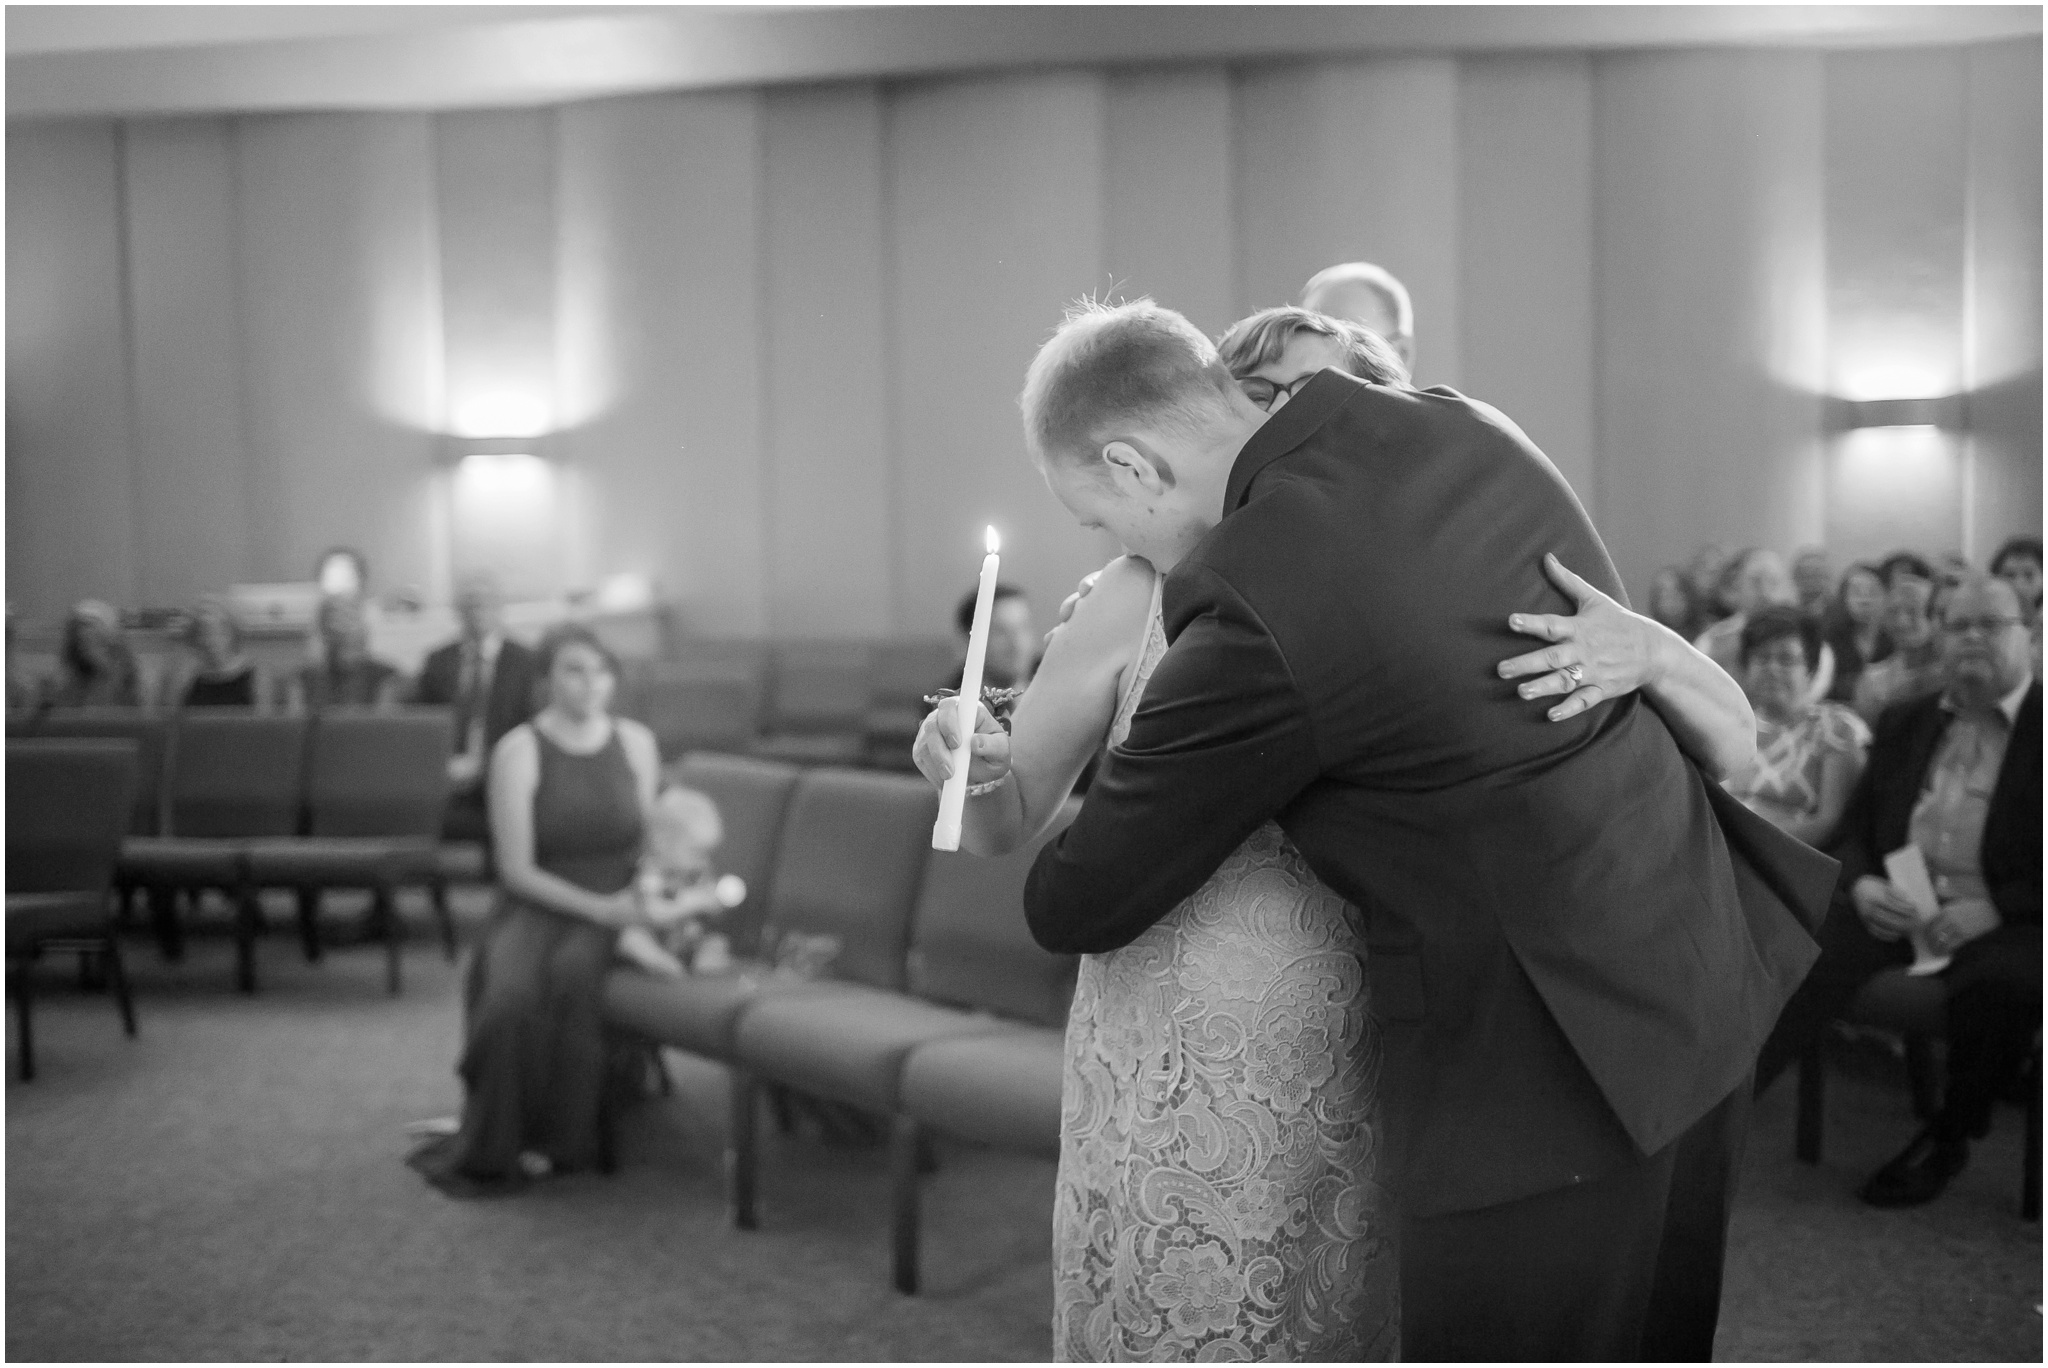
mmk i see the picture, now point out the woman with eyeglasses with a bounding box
[1722,606,1870,847]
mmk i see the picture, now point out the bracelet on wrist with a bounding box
[966,773,1010,798]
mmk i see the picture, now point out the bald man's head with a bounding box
[1300,262,1414,370]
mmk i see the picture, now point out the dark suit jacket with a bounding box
[1827,682,2041,927]
[413,636,540,762]
[1024,371,1835,1217]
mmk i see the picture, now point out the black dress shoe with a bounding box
[1859,1129,1969,1208]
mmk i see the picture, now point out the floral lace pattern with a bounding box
[1051,578,1396,1362]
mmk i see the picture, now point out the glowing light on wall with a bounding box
[448,450,562,598]
[449,392,553,440]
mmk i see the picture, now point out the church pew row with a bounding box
[599,754,1076,1294]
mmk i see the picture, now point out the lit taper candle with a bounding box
[933,526,1000,851]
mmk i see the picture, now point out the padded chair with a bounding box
[1797,967,2041,1220]
[888,800,1080,1292]
[862,639,955,772]
[118,714,308,990]
[752,642,871,766]
[34,709,170,837]
[627,668,764,760]
[7,740,141,1080]
[243,710,453,995]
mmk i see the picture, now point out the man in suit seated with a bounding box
[412,574,540,847]
[1756,574,2040,1207]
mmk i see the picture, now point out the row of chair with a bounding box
[7,708,457,994]
[599,755,1076,1295]
[620,639,953,767]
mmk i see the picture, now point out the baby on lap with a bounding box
[618,786,746,978]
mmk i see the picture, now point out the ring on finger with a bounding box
[1561,662,1585,686]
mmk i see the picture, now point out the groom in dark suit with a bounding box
[1015,300,1835,1360]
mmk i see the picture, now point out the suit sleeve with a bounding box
[1023,567,1322,954]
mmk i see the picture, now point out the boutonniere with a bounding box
[923,685,1025,733]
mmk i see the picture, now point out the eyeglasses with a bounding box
[1237,373,1317,411]
[1942,615,2024,637]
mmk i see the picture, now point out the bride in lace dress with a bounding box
[917,554,1397,1361]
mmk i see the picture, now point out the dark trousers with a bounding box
[452,902,618,1177]
[1756,903,2040,1142]
[1401,1081,1750,1362]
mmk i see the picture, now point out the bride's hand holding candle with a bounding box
[913,700,1011,795]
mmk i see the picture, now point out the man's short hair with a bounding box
[956,582,1026,637]
[1018,298,1241,471]
[1215,306,1411,389]
[1299,262,1414,339]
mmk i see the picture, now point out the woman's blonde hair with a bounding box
[1216,306,1411,388]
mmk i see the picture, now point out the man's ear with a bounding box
[1101,439,1174,493]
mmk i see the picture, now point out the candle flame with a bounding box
[985,526,1000,554]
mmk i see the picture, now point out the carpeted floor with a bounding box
[7,888,2041,1362]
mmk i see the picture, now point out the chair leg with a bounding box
[2024,1051,2041,1222]
[431,876,457,962]
[1905,1034,1942,1119]
[148,885,184,963]
[377,885,401,996]
[728,1067,760,1230]
[1796,1034,1824,1164]
[233,884,260,994]
[890,1113,922,1295]
[14,951,36,1082]
[103,936,137,1039]
[295,888,322,964]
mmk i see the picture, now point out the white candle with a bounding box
[933,526,1000,851]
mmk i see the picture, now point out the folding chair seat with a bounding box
[118,714,308,988]
[244,710,453,994]
[7,740,141,1080]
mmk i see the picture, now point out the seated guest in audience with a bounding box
[1696,549,1834,698]
[288,596,401,712]
[939,582,1039,696]
[44,599,142,708]
[1686,543,1735,626]
[1648,566,1702,639]
[1878,550,1936,590]
[1991,534,2043,673]
[1791,546,1833,622]
[1990,534,2042,626]
[411,574,539,844]
[408,625,663,1193]
[1824,562,1891,704]
[163,598,275,710]
[1722,606,1869,847]
[1853,575,1942,724]
[1756,576,2039,1207]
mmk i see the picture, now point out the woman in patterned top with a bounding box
[1725,605,1870,847]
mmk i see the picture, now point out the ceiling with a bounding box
[8,4,2041,120]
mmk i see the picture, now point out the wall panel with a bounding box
[888,71,1119,638]
[1964,37,2044,559]
[1457,55,1596,514]
[1236,57,1463,388]
[761,83,893,637]
[1594,50,1827,600]
[1104,67,1237,338]
[232,113,444,595]
[556,92,767,636]
[121,117,254,606]
[5,122,140,616]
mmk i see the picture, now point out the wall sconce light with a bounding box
[1824,394,1965,432]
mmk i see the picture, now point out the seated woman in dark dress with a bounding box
[288,596,401,712]
[164,599,275,709]
[409,625,664,1192]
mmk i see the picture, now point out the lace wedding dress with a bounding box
[1051,576,1398,1361]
